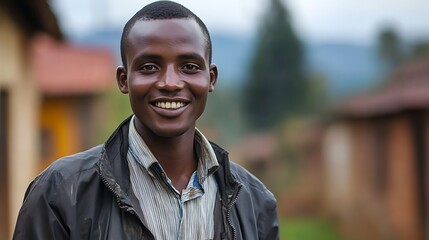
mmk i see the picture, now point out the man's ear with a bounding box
[116,66,129,94]
[209,64,218,92]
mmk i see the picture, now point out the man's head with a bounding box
[116,1,218,140]
[120,1,212,68]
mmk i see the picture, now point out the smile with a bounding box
[154,101,187,109]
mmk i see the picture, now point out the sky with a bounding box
[50,0,429,44]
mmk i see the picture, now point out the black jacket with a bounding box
[13,118,279,239]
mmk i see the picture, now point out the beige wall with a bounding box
[0,10,22,87]
[323,122,353,215]
[0,9,40,239]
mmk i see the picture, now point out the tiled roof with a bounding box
[32,34,116,96]
[336,56,429,118]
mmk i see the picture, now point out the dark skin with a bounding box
[116,19,218,192]
[141,129,197,191]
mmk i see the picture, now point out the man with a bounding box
[13,1,279,239]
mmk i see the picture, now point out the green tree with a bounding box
[243,0,308,130]
[409,41,429,59]
[377,27,402,70]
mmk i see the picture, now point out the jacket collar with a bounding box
[211,142,242,205]
[100,116,133,194]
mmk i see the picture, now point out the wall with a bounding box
[323,113,428,240]
[0,9,40,239]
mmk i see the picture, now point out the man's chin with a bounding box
[150,125,195,139]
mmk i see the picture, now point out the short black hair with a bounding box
[120,1,212,67]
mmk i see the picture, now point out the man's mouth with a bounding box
[154,101,187,109]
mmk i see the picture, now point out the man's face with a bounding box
[117,19,217,139]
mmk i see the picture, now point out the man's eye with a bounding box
[182,64,200,73]
[140,64,158,73]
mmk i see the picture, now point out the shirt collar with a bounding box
[128,116,158,171]
[128,116,219,183]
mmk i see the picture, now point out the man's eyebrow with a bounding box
[134,53,162,61]
[177,53,206,62]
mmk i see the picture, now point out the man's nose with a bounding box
[156,65,184,91]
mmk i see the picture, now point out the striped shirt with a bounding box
[127,116,219,240]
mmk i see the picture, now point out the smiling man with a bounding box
[13,1,279,239]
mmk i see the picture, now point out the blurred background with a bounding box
[1,0,429,239]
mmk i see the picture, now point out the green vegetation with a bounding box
[243,0,309,130]
[280,217,340,240]
[95,88,132,143]
[377,27,403,70]
[377,26,429,71]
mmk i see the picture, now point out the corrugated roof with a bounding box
[32,34,116,96]
[336,56,429,118]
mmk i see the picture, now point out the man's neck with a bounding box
[140,128,198,192]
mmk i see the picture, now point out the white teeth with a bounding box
[155,102,185,109]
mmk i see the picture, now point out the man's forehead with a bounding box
[124,18,210,64]
[128,18,205,40]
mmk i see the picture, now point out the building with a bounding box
[0,0,115,238]
[323,55,429,240]
[33,34,115,171]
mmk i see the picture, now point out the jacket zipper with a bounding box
[226,185,242,240]
[99,167,138,216]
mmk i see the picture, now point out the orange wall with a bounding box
[386,115,421,240]
[39,98,80,171]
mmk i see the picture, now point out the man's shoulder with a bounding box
[227,160,278,227]
[36,144,104,185]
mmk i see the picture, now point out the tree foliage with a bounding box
[377,27,402,70]
[376,26,429,70]
[410,41,429,59]
[243,0,308,130]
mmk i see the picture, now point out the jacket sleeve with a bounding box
[13,175,70,240]
[258,192,280,240]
